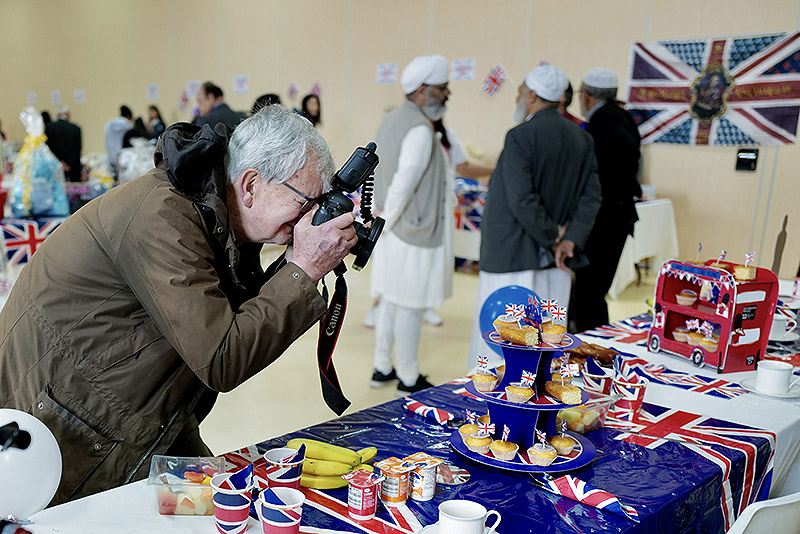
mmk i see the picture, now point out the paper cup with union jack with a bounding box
[211,473,254,534]
[611,375,648,422]
[264,448,304,490]
[583,368,613,395]
[257,487,305,534]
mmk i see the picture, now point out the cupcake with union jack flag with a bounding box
[490,425,519,461]
[527,429,557,466]
[540,299,568,344]
[472,355,499,392]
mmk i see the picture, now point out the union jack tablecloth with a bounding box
[231,378,773,533]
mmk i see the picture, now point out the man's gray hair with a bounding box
[226,105,334,189]
[582,84,617,102]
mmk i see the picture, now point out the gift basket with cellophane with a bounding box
[11,108,70,218]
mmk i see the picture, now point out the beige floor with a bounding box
[199,249,656,454]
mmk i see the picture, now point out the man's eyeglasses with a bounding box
[281,181,317,214]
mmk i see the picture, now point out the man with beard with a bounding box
[369,54,453,394]
[571,68,641,332]
[468,64,601,369]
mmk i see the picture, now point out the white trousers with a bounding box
[373,300,424,386]
[467,268,572,370]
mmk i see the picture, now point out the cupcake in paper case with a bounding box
[699,337,719,352]
[458,423,479,439]
[687,331,704,346]
[464,434,492,454]
[505,382,534,404]
[477,414,491,424]
[527,443,557,466]
[672,326,690,343]
[548,435,576,456]
[472,371,499,392]
[495,365,505,383]
[489,440,519,461]
[493,314,518,332]
[541,322,567,345]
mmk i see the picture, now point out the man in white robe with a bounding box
[370,55,453,394]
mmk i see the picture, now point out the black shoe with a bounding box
[396,375,435,395]
[370,368,398,388]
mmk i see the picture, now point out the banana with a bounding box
[302,458,353,477]
[286,438,361,467]
[300,472,349,489]
[357,446,378,464]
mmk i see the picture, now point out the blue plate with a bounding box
[482,331,582,351]
[449,430,596,473]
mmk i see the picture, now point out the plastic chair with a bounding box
[726,491,800,533]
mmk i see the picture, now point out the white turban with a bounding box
[583,67,618,89]
[524,65,569,102]
[401,55,449,94]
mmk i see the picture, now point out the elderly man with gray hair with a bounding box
[572,67,641,332]
[0,105,357,504]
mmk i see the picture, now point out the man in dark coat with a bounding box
[45,107,82,182]
[468,64,601,369]
[572,67,642,332]
[193,81,246,130]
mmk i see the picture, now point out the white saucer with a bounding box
[740,377,800,398]
[769,331,800,343]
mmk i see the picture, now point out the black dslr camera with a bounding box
[311,142,384,271]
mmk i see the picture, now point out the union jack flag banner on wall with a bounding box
[626,32,800,145]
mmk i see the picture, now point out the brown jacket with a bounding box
[0,124,327,504]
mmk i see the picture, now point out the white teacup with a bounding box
[438,500,501,534]
[755,360,800,395]
[771,313,798,340]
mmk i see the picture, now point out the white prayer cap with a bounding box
[524,65,568,102]
[401,55,449,94]
[583,67,619,89]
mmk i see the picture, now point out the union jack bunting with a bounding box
[477,421,495,436]
[451,58,476,82]
[543,474,640,522]
[582,315,652,346]
[403,397,454,425]
[309,82,322,97]
[376,62,399,85]
[521,370,536,386]
[605,403,775,530]
[626,32,800,145]
[615,353,748,399]
[505,303,526,318]
[542,299,559,315]
[700,321,716,337]
[2,218,63,266]
[560,360,580,379]
[481,64,508,96]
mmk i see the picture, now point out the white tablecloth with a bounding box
[608,199,680,299]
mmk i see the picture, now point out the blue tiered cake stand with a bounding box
[449,331,596,473]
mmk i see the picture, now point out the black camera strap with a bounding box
[317,263,351,415]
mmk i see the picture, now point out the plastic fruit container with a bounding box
[147,455,225,515]
[556,391,618,433]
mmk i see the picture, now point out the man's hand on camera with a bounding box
[290,208,357,283]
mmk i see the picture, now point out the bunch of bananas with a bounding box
[286,438,378,490]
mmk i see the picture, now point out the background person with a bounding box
[44,106,82,182]
[369,54,453,394]
[193,81,246,130]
